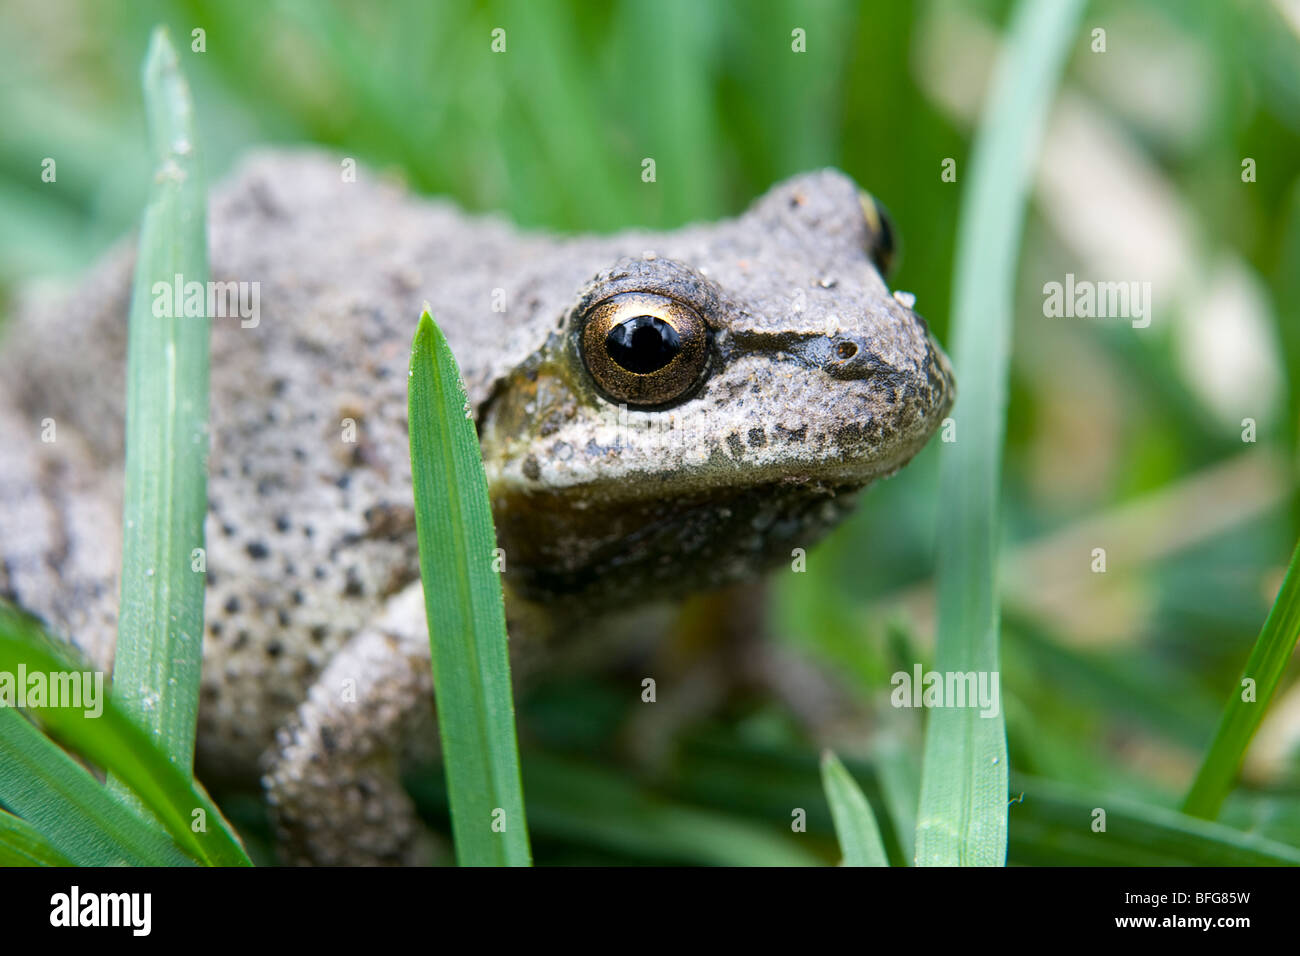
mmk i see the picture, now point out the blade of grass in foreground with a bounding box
[1183,538,1300,819]
[111,25,210,779]
[0,708,192,866]
[821,751,889,866]
[0,604,251,865]
[0,807,76,866]
[916,0,1085,866]
[408,310,530,867]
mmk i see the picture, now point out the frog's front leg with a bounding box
[262,580,443,865]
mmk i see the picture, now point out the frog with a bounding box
[0,151,954,865]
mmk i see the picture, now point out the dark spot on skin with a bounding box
[234,630,250,649]
[303,525,315,538]
[284,561,296,576]
[274,514,291,533]
[320,726,338,754]
[293,447,307,462]
[310,625,328,643]
[224,595,241,615]
[777,425,807,443]
[207,571,219,587]
[209,621,223,637]
[277,609,291,627]
[246,541,270,560]
[344,568,365,597]
[271,378,288,397]
[267,640,283,658]
[336,473,351,490]
[726,433,745,458]
[747,428,766,448]
[241,459,252,478]
[292,589,305,606]
[834,422,863,446]
[313,566,327,580]
[349,445,365,467]
[522,455,541,481]
[222,523,237,538]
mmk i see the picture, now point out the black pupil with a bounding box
[605,315,681,374]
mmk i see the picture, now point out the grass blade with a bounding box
[111,25,210,776]
[408,309,530,867]
[1182,538,1300,818]
[1013,775,1300,866]
[821,751,889,866]
[0,708,193,866]
[0,806,76,868]
[409,751,822,866]
[0,807,76,866]
[873,738,919,865]
[661,730,1298,866]
[916,0,1086,866]
[0,604,251,865]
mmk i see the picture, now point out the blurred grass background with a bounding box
[3,0,1300,863]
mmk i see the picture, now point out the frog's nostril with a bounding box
[823,337,877,381]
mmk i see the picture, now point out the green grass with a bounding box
[411,750,821,866]
[109,25,210,781]
[0,605,248,865]
[0,809,75,867]
[1183,537,1300,818]
[916,0,1086,866]
[1013,774,1300,866]
[408,310,530,867]
[0,25,249,868]
[821,751,889,866]
[0,706,192,866]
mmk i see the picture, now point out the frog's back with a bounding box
[0,151,562,775]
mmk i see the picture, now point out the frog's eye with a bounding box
[859,190,900,279]
[580,291,710,408]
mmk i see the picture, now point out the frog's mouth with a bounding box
[492,477,863,611]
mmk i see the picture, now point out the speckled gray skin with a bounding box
[0,151,952,864]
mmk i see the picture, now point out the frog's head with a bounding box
[480,170,954,611]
